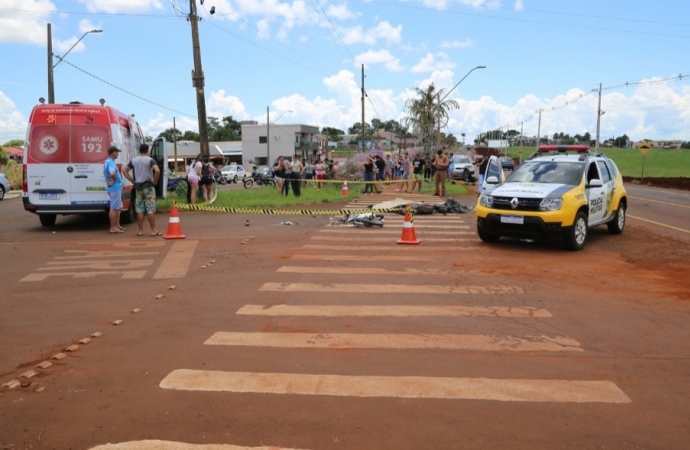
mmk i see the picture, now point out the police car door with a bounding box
[480,155,505,194]
[585,161,607,224]
[149,137,168,199]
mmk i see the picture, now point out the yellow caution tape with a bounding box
[173,202,403,215]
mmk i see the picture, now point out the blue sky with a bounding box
[1,0,689,144]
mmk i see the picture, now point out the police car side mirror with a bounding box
[588,179,603,188]
[486,176,499,184]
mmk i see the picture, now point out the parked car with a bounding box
[0,172,10,200]
[220,164,247,183]
[450,155,474,179]
[476,146,628,251]
[499,157,515,171]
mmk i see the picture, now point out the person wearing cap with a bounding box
[103,146,124,234]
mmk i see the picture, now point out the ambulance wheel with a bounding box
[121,201,136,224]
[39,214,57,227]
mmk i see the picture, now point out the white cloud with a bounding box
[76,0,164,14]
[0,0,56,45]
[422,0,501,10]
[142,113,199,140]
[514,0,524,11]
[326,2,359,20]
[411,52,455,73]
[0,91,27,143]
[207,90,249,119]
[354,50,404,72]
[340,21,402,45]
[440,39,476,49]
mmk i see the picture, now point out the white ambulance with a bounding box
[22,101,168,227]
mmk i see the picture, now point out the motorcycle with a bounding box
[243,172,276,188]
[462,166,477,184]
[340,211,385,228]
[213,171,227,185]
[167,176,186,192]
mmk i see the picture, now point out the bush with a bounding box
[0,164,22,190]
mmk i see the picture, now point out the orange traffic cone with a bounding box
[341,180,349,197]
[397,205,419,245]
[163,205,186,239]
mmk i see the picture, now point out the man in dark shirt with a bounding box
[374,155,386,193]
[411,153,426,193]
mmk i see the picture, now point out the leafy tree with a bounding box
[158,127,182,142]
[0,147,7,165]
[208,116,241,142]
[613,134,630,148]
[404,83,459,155]
[322,127,344,142]
[2,139,24,148]
[461,132,466,143]
[348,122,374,137]
[182,131,199,141]
[583,132,592,143]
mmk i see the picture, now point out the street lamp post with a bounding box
[436,65,486,151]
[47,24,102,104]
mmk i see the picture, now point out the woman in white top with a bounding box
[187,154,203,204]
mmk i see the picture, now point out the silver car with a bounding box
[450,155,474,179]
[0,172,10,201]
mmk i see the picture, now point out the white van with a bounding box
[22,101,168,227]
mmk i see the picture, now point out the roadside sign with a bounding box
[638,143,652,155]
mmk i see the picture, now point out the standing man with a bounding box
[290,155,304,197]
[432,149,450,196]
[123,143,161,237]
[374,155,386,193]
[411,153,426,193]
[103,146,124,234]
[447,152,455,181]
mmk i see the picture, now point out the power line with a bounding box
[354,0,690,40]
[57,58,196,118]
[312,0,355,60]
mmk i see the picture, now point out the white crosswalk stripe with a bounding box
[155,212,631,448]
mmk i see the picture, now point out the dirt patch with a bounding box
[624,176,690,191]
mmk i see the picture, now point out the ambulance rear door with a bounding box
[150,137,168,199]
[68,106,112,207]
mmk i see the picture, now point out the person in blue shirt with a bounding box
[103,146,124,234]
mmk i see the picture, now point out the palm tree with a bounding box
[403,83,459,155]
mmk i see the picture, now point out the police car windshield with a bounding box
[508,161,583,185]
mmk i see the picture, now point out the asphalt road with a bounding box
[0,187,689,450]
[625,184,690,240]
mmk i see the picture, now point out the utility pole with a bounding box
[267,107,270,164]
[47,24,54,104]
[436,92,441,154]
[361,64,365,152]
[189,0,210,156]
[173,117,178,173]
[595,83,603,152]
[519,121,523,163]
[536,109,542,149]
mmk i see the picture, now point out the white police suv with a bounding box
[475,145,628,250]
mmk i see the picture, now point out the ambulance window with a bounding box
[27,125,70,163]
[71,124,111,163]
[597,161,611,183]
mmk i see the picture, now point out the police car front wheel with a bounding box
[564,211,587,251]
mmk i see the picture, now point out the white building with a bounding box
[241,122,328,166]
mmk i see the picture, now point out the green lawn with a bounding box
[499,146,689,178]
[158,179,469,212]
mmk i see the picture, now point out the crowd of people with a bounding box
[271,156,341,196]
[359,150,454,196]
